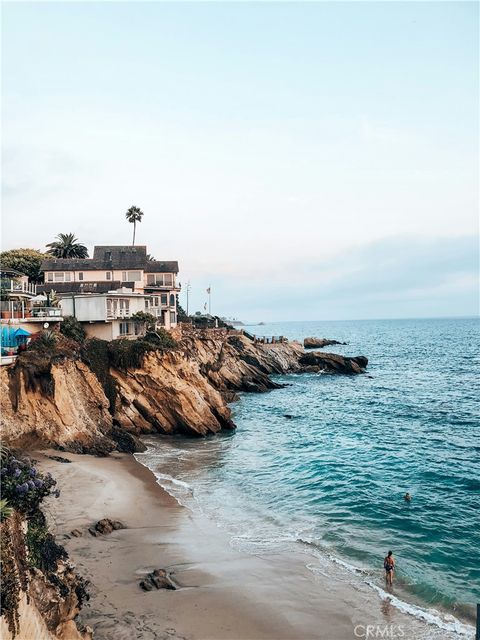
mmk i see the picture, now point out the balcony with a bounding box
[1,278,37,296]
[106,309,131,320]
[0,301,63,322]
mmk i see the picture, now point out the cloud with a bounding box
[186,235,479,321]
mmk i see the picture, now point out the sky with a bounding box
[1,1,478,321]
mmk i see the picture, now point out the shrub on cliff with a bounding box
[60,316,86,344]
[0,451,58,515]
[108,331,177,370]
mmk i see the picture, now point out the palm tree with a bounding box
[46,233,89,258]
[125,206,144,246]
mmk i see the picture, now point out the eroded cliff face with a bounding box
[0,333,304,448]
[112,334,304,437]
[0,360,112,450]
[1,331,366,449]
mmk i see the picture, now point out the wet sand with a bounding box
[38,451,457,640]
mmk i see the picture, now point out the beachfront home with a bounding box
[40,245,180,329]
[0,269,64,365]
[60,290,153,340]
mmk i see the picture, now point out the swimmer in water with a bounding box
[404,492,412,501]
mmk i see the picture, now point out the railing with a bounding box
[253,335,288,344]
[106,309,131,320]
[0,302,62,320]
[0,278,37,296]
[31,307,63,318]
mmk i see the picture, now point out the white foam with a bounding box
[366,581,475,638]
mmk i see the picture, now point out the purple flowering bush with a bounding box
[1,452,58,514]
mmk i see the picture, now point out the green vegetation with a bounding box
[26,512,67,574]
[46,233,89,259]
[60,316,86,343]
[0,500,13,522]
[131,310,157,331]
[0,450,58,515]
[0,248,46,282]
[82,338,117,412]
[125,205,144,246]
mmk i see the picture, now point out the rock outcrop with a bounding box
[299,352,368,374]
[0,330,365,450]
[0,359,112,451]
[304,337,347,349]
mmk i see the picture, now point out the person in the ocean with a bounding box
[404,492,412,501]
[384,551,395,585]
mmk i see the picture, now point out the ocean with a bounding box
[135,317,479,638]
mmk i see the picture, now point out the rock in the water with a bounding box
[304,337,347,349]
[70,529,83,537]
[298,352,368,374]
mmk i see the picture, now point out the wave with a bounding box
[301,539,475,638]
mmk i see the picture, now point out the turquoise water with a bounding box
[137,318,480,633]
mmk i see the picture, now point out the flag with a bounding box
[206,287,211,294]
[204,302,207,311]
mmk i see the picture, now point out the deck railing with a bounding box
[0,278,37,296]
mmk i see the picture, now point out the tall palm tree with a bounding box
[125,206,144,246]
[46,233,89,258]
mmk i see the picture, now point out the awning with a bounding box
[14,328,32,337]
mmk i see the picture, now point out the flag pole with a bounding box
[208,285,211,315]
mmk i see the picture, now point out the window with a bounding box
[161,294,168,306]
[169,294,175,307]
[128,271,141,281]
[119,322,132,336]
[106,272,112,281]
[145,273,174,287]
[170,311,176,324]
[122,272,127,282]
[78,273,84,281]
[52,272,71,283]
[47,273,53,282]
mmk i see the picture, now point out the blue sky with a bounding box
[2,1,478,320]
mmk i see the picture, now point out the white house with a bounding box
[60,290,153,340]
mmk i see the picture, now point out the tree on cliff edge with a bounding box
[125,206,144,246]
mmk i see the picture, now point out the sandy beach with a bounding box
[38,451,461,640]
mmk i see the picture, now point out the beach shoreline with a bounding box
[37,449,474,640]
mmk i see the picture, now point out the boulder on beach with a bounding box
[88,518,125,536]
[303,337,347,349]
[299,352,368,374]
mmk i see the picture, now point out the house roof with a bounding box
[40,246,178,273]
[144,261,179,273]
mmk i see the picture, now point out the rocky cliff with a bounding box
[0,330,366,451]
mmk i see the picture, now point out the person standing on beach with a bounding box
[384,551,395,586]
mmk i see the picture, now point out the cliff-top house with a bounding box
[39,245,180,339]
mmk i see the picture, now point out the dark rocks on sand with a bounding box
[304,337,347,349]
[47,455,72,463]
[88,518,125,537]
[110,426,147,454]
[140,568,177,591]
[70,529,83,538]
[298,352,368,374]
